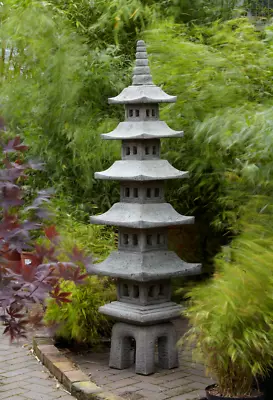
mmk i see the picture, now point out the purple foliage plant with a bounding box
[0,135,90,340]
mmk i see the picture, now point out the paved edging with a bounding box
[33,335,124,400]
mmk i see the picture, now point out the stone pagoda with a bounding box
[88,40,201,375]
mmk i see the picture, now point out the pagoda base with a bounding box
[99,301,183,325]
[109,321,179,375]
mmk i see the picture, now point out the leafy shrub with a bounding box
[247,0,273,18]
[45,277,115,346]
[51,197,116,261]
[0,136,88,340]
[49,0,156,53]
[44,204,116,345]
[160,0,240,24]
[49,0,239,48]
[181,197,273,396]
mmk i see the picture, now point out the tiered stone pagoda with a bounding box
[88,40,201,375]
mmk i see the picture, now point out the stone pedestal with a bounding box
[109,322,178,375]
[88,40,201,375]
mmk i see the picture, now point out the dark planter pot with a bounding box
[206,384,264,400]
[258,368,273,400]
[0,247,21,273]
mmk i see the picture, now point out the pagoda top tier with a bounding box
[109,40,176,104]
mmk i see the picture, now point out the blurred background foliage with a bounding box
[182,196,273,396]
[1,0,273,286]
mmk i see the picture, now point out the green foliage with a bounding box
[44,200,116,345]
[160,0,240,24]
[247,0,273,18]
[49,0,239,47]
[181,197,273,396]
[45,277,115,346]
[141,19,273,271]
[50,0,156,53]
[52,197,116,261]
[0,0,125,212]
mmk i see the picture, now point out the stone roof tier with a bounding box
[109,86,177,104]
[101,121,183,140]
[90,202,194,228]
[95,160,188,181]
[87,250,201,281]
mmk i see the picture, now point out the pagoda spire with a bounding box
[132,40,153,86]
[108,40,176,104]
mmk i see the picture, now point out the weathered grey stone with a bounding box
[137,40,146,46]
[109,40,176,102]
[101,121,183,140]
[135,52,148,59]
[136,59,149,66]
[109,322,178,375]
[133,67,151,75]
[87,251,201,281]
[116,279,172,305]
[125,104,159,122]
[88,39,201,375]
[132,42,153,86]
[90,202,193,228]
[109,85,177,104]
[99,302,182,325]
[119,181,165,203]
[94,160,188,181]
[132,75,153,86]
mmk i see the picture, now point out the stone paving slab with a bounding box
[65,319,213,400]
[0,328,75,400]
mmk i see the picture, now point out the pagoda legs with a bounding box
[109,322,179,375]
[109,325,132,370]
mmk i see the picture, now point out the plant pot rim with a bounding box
[205,384,264,400]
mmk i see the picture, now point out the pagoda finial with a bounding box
[132,40,153,86]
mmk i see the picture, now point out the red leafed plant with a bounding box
[0,135,89,340]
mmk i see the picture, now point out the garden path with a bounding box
[0,327,74,400]
[67,318,212,400]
